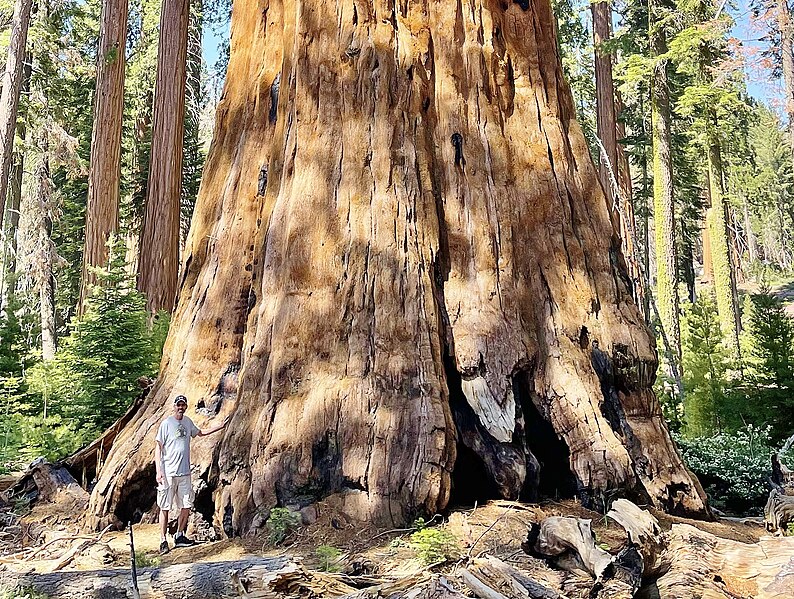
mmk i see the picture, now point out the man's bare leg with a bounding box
[159,509,169,540]
[177,507,190,535]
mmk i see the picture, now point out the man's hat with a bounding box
[174,395,188,405]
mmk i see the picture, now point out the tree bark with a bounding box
[649,18,681,364]
[592,0,618,213]
[591,3,641,309]
[0,0,33,231]
[87,0,708,533]
[79,0,128,311]
[0,556,299,599]
[706,131,740,356]
[777,0,794,176]
[137,0,190,314]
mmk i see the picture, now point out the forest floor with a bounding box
[0,495,767,576]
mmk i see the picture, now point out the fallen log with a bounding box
[764,489,794,534]
[5,460,88,507]
[0,556,343,599]
[650,523,794,598]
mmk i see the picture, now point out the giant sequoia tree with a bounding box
[86,0,708,533]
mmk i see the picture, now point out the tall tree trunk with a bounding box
[592,4,642,309]
[592,0,618,210]
[87,0,708,533]
[706,130,740,356]
[639,91,651,322]
[35,136,56,360]
[80,0,129,310]
[649,17,681,364]
[777,0,794,171]
[615,91,643,310]
[181,0,204,251]
[0,58,29,309]
[137,0,189,314]
[0,0,33,230]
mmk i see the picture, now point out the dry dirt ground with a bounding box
[0,495,767,578]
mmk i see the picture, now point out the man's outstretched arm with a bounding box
[198,416,230,437]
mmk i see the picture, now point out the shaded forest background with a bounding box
[0,0,793,515]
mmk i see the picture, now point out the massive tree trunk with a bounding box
[0,0,33,231]
[80,0,128,310]
[137,0,190,314]
[649,18,681,364]
[87,0,708,533]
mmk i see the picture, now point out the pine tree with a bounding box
[28,237,161,434]
[682,293,734,437]
[743,292,794,439]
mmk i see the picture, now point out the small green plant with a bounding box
[407,527,461,565]
[786,522,794,537]
[266,507,301,545]
[315,544,342,572]
[0,585,50,599]
[135,552,161,568]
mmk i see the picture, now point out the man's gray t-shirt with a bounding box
[156,416,199,476]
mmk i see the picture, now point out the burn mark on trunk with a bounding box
[269,73,280,124]
[451,133,465,167]
[257,164,268,196]
[205,363,241,414]
[223,500,234,538]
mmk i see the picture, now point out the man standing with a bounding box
[155,394,228,554]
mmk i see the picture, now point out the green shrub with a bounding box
[786,522,794,537]
[0,585,49,599]
[265,507,301,545]
[675,425,776,513]
[315,544,342,572]
[135,552,161,568]
[407,527,461,565]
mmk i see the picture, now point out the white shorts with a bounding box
[157,474,195,511]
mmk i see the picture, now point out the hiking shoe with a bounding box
[159,540,170,555]
[174,533,196,547]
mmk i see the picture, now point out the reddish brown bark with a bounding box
[0,0,33,230]
[79,0,128,309]
[137,0,190,314]
[592,0,618,209]
[87,0,708,533]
